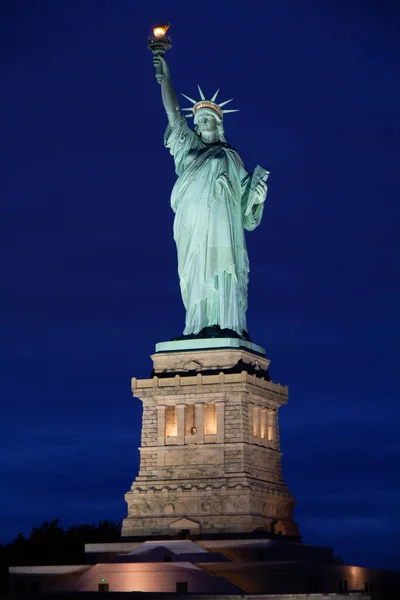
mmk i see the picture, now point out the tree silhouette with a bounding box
[0,518,121,595]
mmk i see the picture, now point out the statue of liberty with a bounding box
[153,54,268,340]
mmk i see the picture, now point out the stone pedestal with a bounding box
[122,343,299,538]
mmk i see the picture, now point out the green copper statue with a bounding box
[154,54,268,339]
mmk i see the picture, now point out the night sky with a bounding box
[1,0,399,572]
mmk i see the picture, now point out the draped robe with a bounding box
[165,115,264,336]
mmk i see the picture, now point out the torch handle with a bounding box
[152,49,165,79]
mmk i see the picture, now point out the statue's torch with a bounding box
[148,23,172,79]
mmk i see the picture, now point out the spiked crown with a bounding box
[182,85,239,120]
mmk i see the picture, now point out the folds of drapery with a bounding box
[164,115,264,335]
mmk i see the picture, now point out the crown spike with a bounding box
[181,93,197,104]
[197,85,206,100]
[222,109,240,114]
[211,89,220,102]
[218,98,233,107]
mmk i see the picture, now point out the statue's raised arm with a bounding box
[153,55,180,127]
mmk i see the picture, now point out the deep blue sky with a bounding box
[1,0,399,571]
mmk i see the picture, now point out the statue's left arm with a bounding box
[241,168,268,231]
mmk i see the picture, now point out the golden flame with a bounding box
[153,24,170,37]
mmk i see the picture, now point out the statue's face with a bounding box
[195,109,219,139]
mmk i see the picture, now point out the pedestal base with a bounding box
[122,344,299,539]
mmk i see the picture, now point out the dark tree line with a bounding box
[0,519,121,595]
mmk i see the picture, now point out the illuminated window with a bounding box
[260,408,267,439]
[204,402,217,435]
[185,404,195,435]
[165,406,177,437]
[253,406,260,437]
[267,410,274,442]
